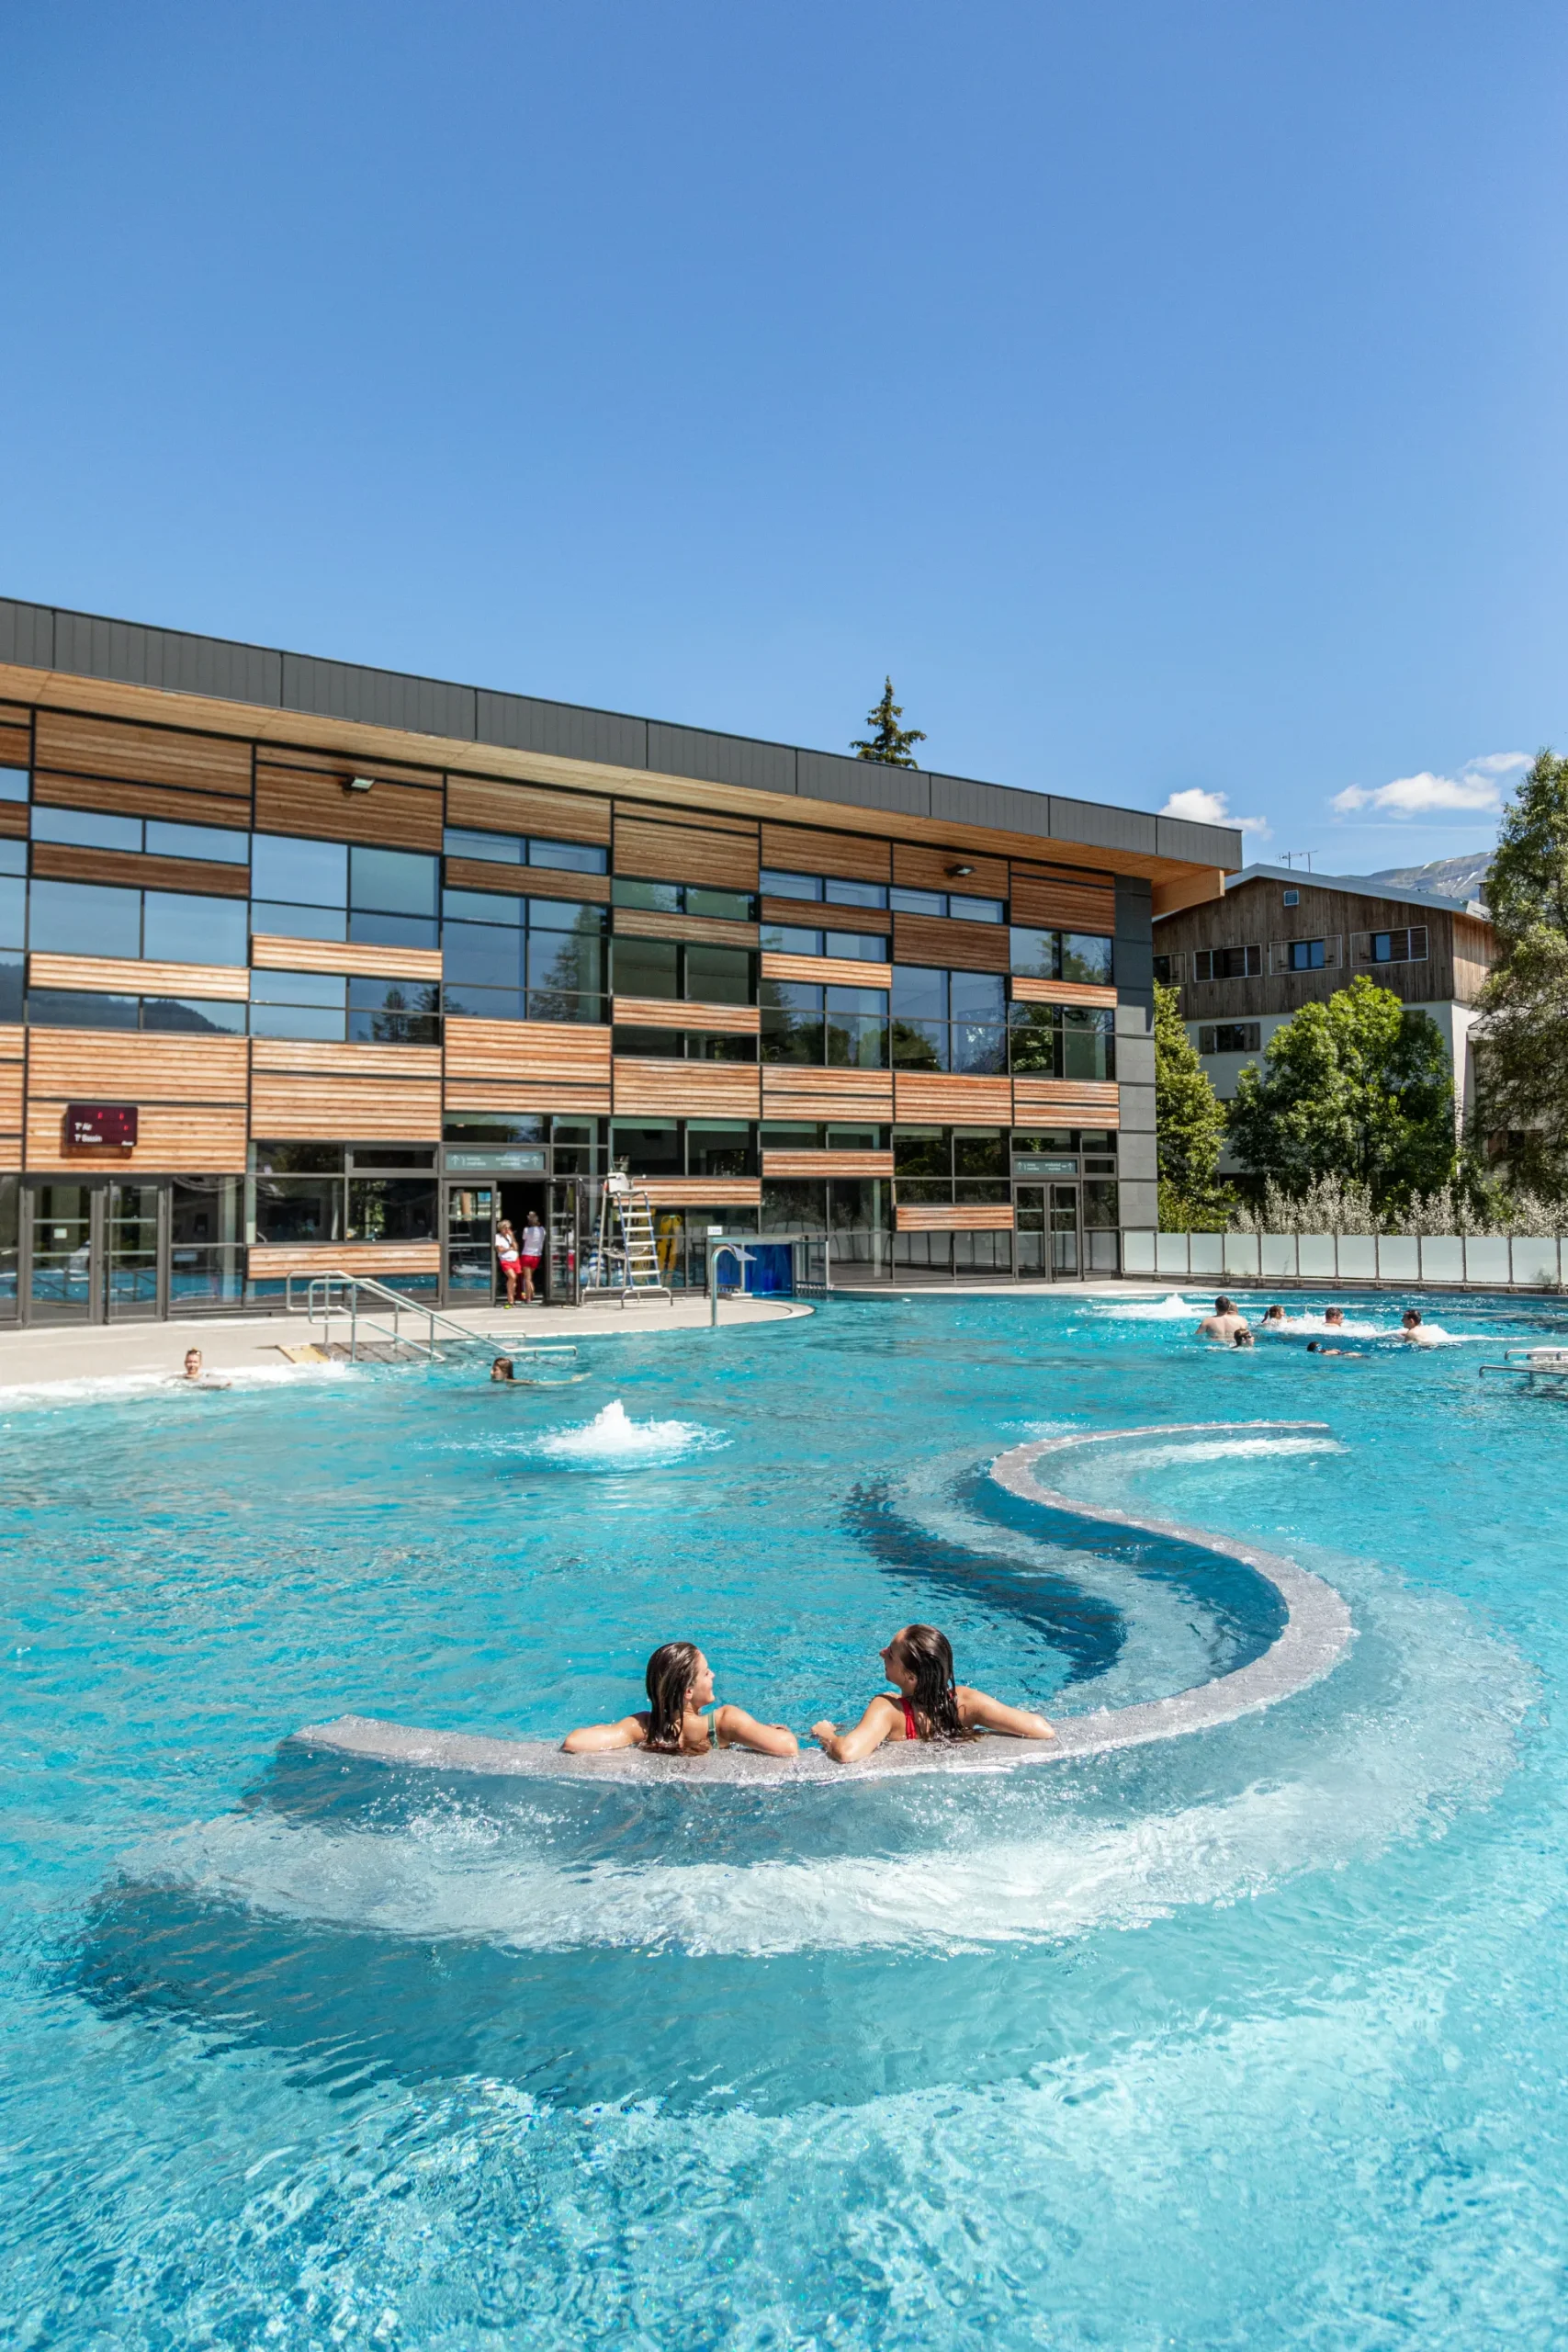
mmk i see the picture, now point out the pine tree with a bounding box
[1474,750,1568,1197]
[1154,982,1232,1228]
[852,677,926,768]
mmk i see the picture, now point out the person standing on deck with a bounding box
[520,1210,547,1304]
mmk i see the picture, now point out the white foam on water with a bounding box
[533,1396,722,1464]
[1115,1435,1347,1467]
[1097,1293,1213,1321]
[0,1361,355,1411]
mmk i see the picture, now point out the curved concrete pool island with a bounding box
[299,1419,1354,1781]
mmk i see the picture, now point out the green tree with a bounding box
[1154,981,1231,1227]
[852,677,926,767]
[1226,975,1456,1210]
[1474,749,1568,1198]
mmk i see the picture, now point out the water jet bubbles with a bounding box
[534,1398,726,1467]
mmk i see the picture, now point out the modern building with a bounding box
[0,596,1239,1322]
[1153,863,1495,1137]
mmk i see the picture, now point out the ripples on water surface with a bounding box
[3,1290,1566,2347]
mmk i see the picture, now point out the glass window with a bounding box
[685,1030,758,1062]
[0,839,24,876]
[761,924,823,955]
[685,944,752,1004]
[0,958,20,1022]
[953,1132,1006,1177]
[1060,1008,1115,1081]
[251,969,348,1006]
[613,877,682,912]
[687,1121,757,1176]
[252,1141,345,1172]
[952,1024,1006,1075]
[527,895,605,932]
[825,984,888,1069]
[251,834,347,907]
[0,767,28,803]
[611,1122,682,1174]
[823,931,887,961]
[444,1114,547,1145]
[350,910,439,950]
[760,980,824,1065]
[890,887,945,916]
[823,877,887,909]
[685,886,753,921]
[894,1129,950,1178]
[31,805,142,852]
[253,1173,344,1244]
[347,978,441,1046]
[142,891,249,967]
[250,900,347,943]
[1009,926,1055,978]
[1061,933,1114,985]
[444,886,524,926]
[1006,1003,1056,1073]
[527,926,604,1006]
[27,989,140,1027]
[442,985,526,1023]
[0,876,24,947]
[614,1025,685,1057]
[250,1002,348,1042]
[28,878,141,957]
[949,895,1005,923]
[445,827,525,865]
[347,1178,438,1240]
[892,1020,946,1070]
[444,923,525,990]
[1083,1179,1120,1230]
[141,997,248,1035]
[145,819,250,864]
[529,838,607,874]
[1285,938,1325,971]
[891,966,947,1020]
[759,868,822,901]
[351,846,439,917]
[950,970,1006,1023]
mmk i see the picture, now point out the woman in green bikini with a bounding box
[561,1640,799,1758]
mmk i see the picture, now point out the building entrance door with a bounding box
[24,1180,166,1323]
[1013,1182,1081,1281]
[444,1182,497,1306]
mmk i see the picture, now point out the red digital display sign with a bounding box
[64,1103,139,1149]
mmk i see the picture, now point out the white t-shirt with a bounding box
[522,1220,547,1258]
[495,1229,520,1264]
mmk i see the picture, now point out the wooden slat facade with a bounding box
[760,951,893,989]
[249,1039,442,1079]
[25,1027,249,1099]
[639,1179,763,1206]
[32,769,251,829]
[761,1066,895,1120]
[895,1201,1015,1231]
[760,822,890,882]
[0,805,27,841]
[249,933,444,982]
[0,718,31,769]
[442,856,609,905]
[613,816,760,889]
[893,842,1009,898]
[613,906,759,949]
[247,1241,442,1279]
[445,1017,611,1084]
[1010,867,1117,933]
[1155,876,1495,1019]
[27,1100,249,1173]
[761,1149,893,1177]
[28,953,251,1001]
[249,1074,442,1141]
[32,710,253,797]
[443,1078,612,1114]
[1010,976,1118,1008]
[0,1026,23,1150]
[1011,1079,1121,1125]
[446,774,612,844]
[760,894,892,933]
[29,842,251,898]
[612,1057,761,1117]
[621,799,759,836]
[893,1073,1015,1122]
[611,996,761,1032]
[891,912,1010,974]
[254,761,442,851]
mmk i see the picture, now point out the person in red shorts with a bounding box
[519,1209,547,1304]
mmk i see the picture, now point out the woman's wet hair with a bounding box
[1232,1327,1255,1348]
[645,1640,703,1751]
[893,1623,977,1742]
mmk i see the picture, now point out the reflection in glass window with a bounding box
[0,767,28,803]
[28,878,141,958]
[347,1178,439,1240]
[142,891,249,967]
[1009,926,1114,985]
[250,900,347,942]
[760,980,824,1065]
[348,978,441,1046]
[0,958,20,1021]
[141,997,247,1034]
[252,1172,344,1245]
[0,876,24,947]
[27,989,141,1028]
[251,834,347,907]
[759,868,822,901]
[1006,1002,1115,1080]
[350,845,439,917]
[823,876,888,909]
[684,944,752,1004]
[145,818,251,864]
[32,806,141,852]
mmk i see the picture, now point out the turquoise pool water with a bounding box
[3,1289,1565,2346]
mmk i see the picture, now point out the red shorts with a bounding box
[521,1253,542,1270]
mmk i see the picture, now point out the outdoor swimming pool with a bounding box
[3,1289,1565,2346]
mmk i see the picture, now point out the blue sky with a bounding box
[4,3,1564,872]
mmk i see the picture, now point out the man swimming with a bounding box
[1196,1295,1249,1342]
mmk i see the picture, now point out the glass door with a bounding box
[106,1181,164,1318]
[1014,1183,1045,1278]
[1049,1183,1080,1277]
[444,1184,497,1305]
[547,1179,581,1306]
[26,1182,100,1322]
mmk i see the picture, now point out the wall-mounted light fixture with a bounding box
[345,775,375,794]
[947,862,975,877]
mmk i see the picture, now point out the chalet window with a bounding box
[1352,926,1427,967]
[1267,935,1341,975]
[1152,952,1187,984]
[1190,944,1261,981]
[1198,1023,1261,1055]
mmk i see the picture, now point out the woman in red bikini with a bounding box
[812,1623,1055,1762]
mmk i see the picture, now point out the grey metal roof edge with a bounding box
[1208,862,1492,920]
[0,592,1241,868]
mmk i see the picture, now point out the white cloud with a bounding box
[1331,752,1529,819]
[1158,787,1272,841]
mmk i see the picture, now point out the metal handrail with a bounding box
[284,1270,501,1363]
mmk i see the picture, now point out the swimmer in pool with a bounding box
[1325,1306,1347,1329]
[179,1347,230,1389]
[812,1623,1055,1762]
[561,1641,799,1758]
[1196,1295,1249,1343]
[491,1356,515,1383]
[1232,1327,1256,1348]
[1260,1305,1287,1328]
[1400,1309,1426,1343]
[1307,1340,1363,1358]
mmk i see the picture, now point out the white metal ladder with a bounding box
[584,1174,673,1307]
